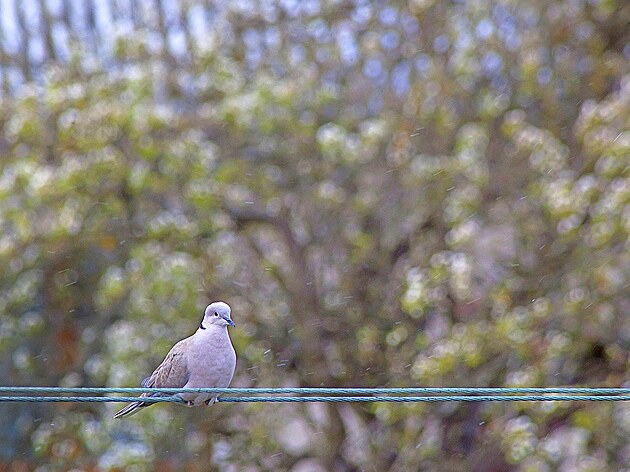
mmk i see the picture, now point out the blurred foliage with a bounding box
[0,0,630,470]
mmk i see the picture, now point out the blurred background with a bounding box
[0,0,629,470]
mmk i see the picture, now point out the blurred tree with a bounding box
[0,0,629,470]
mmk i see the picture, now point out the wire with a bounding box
[0,395,629,403]
[0,387,629,402]
[1,387,630,395]
[217,395,630,403]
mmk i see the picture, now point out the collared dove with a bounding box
[113,301,237,419]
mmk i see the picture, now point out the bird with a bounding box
[113,301,236,419]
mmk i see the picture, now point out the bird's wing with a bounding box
[144,338,191,389]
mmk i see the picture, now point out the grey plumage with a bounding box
[114,301,236,419]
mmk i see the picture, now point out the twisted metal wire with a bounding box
[1,387,630,394]
[0,387,629,402]
[0,395,629,403]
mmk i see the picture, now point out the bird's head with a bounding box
[201,301,235,329]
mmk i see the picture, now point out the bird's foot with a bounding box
[186,400,194,407]
[204,398,216,406]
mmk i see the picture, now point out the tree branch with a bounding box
[223,203,328,384]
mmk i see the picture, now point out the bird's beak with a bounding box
[223,316,236,327]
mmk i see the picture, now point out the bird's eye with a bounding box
[214,312,219,317]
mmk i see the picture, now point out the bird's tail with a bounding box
[113,401,151,419]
